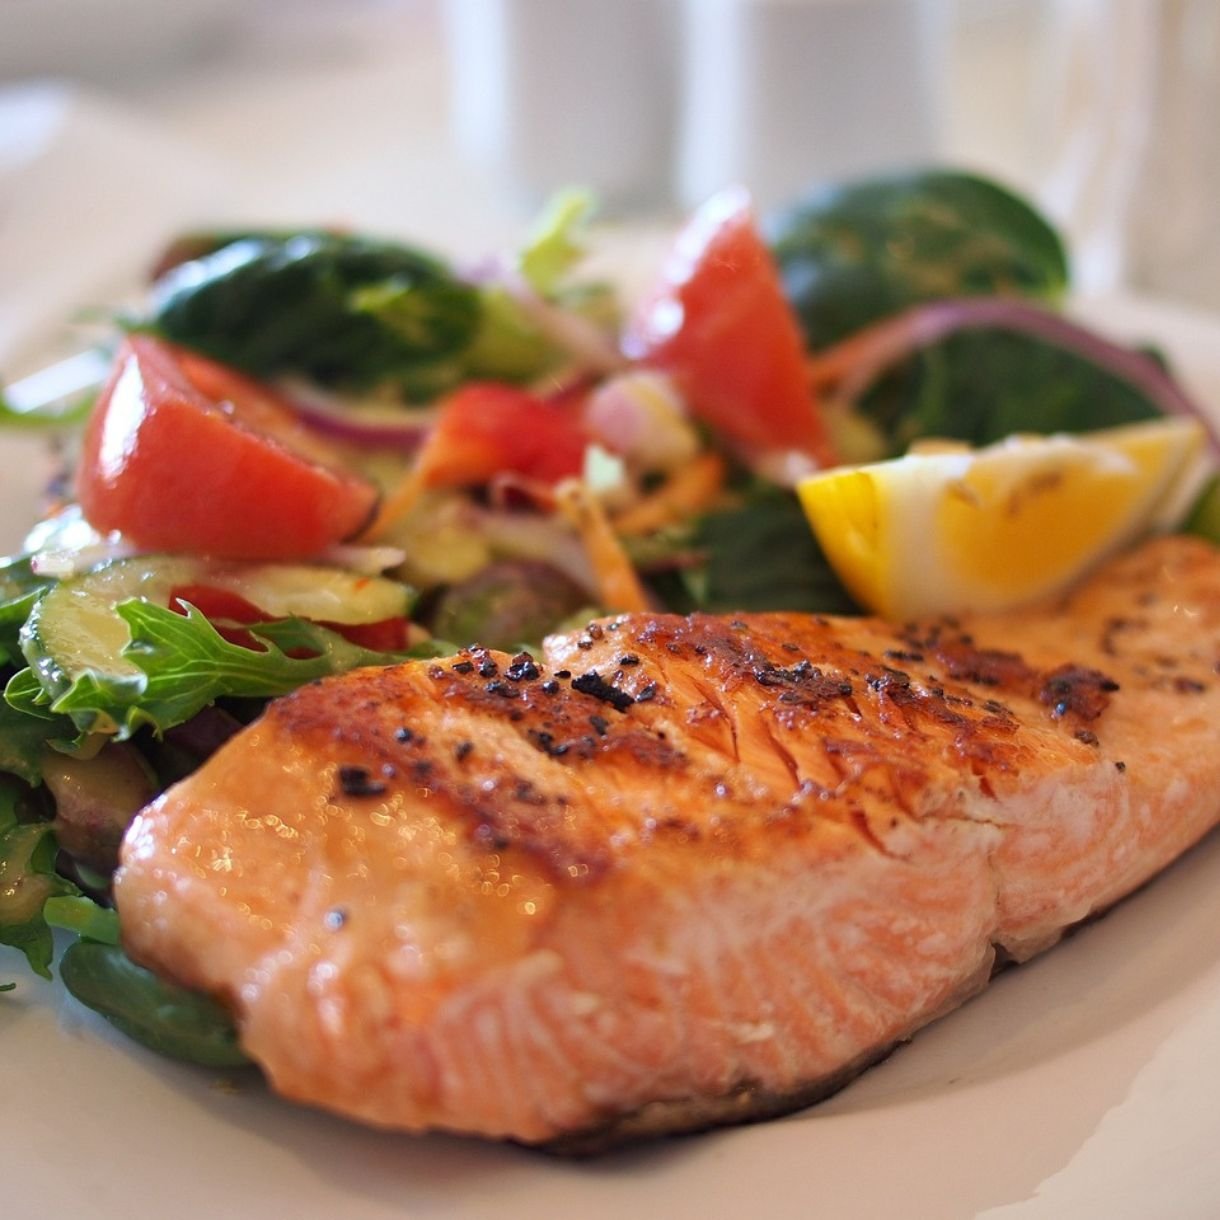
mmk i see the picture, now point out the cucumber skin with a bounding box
[20,554,413,722]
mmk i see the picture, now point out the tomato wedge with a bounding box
[623,186,836,471]
[77,337,378,560]
[415,381,588,489]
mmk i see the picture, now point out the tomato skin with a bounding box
[76,337,378,560]
[328,617,409,651]
[168,583,408,653]
[623,186,836,468]
[169,584,269,625]
[416,381,587,489]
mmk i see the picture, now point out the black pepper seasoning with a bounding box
[337,766,387,797]
[572,670,635,712]
[506,654,541,681]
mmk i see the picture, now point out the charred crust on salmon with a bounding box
[506,653,541,682]
[752,658,855,703]
[1171,676,1206,693]
[1038,665,1119,720]
[336,764,388,797]
[569,670,635,711]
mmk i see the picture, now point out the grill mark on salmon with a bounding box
[115,536,1220,1149]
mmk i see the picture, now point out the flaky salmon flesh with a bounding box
[115,535,1220,1149]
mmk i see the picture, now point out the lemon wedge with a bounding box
[797,416,1209,620]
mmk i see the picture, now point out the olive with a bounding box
[430,560,591,650]
[42,744,158,875]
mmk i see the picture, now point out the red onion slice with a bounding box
[464,256,626,377]
[282,393,433,452]
[808,297,1220,455]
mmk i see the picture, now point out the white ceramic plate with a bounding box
[3,296,1220,1220]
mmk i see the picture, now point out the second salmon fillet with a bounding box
[115,536,1220,1148]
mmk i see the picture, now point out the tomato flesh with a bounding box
[623,186,836,469]
[77,337,378,560]
[416,381,587,489]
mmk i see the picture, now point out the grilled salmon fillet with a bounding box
[115,535,1220,1149]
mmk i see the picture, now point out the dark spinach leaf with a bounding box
[865,328,1161,451]
[1185,476,1220,544]
[766,169,1068,349]
[60,940,250,1068]
[148,232,482,397]
[648,493,858,616]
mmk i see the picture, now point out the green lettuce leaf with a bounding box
[0,386,93,430]
[518,189,594,294]
[461,190,617,385]
[43,894,120,945]
[0,692,70,785]
[47,601,444,738]
[0,557,54,666]
[0,789,78,979]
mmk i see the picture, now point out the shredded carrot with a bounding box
[611,452,727,537]
[554,480,652,613]
[805,307,941,402]
[359,466,428,542]
[806,350,857,391]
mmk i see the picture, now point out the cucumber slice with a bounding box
[21,555,412,714]
[174,560,411,624]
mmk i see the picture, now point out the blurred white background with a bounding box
[1,0,1218,352]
